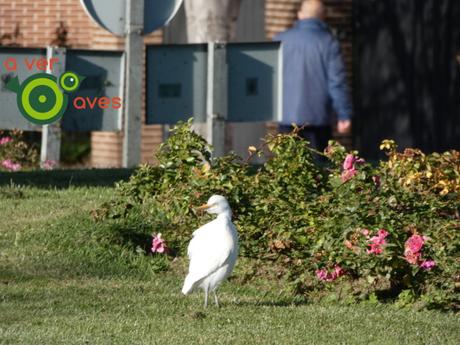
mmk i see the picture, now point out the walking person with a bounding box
[274,0,352,151]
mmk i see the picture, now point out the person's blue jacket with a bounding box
[274,18,352,126]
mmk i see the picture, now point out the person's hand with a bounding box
[337,120,352,134]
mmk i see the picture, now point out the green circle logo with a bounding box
[17,73,68,125]
[59,72,81,92]
[5,70,83,126]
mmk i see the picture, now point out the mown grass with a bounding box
[0,172,459,345]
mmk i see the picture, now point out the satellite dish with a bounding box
[80,0,184,37]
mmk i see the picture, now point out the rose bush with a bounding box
[0,130,39,171]
[96,121,459,310]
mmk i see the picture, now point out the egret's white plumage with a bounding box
[182,195,239,307]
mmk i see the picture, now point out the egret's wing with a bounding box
[187,221,213,258]
[186,219,234,283]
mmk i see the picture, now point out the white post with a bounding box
[184,0,242,43]
[41,46,66,168]
[123,0,144,168]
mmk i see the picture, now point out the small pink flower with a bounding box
[367,243,383,255]
[405,253,420,265]
[377,229,389,238]
[316,268,328,281]
[333,265,345,277]
[341,154,365,182]
[419,260,436,271]
[151,233,168,254]
[405,235,425,253]
[343,154,356,170]
[365,228,389,255]
[404,233,435,268]
[0,136,12,145]
[341,168,357,182]
[42,160,57,170]
[361,229,370,237]
[369,235,385,246]
[404,248,421,264]
[2,159,21,172]
[316,265,345,282]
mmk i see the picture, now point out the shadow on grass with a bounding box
[232,295,310,308]
[112,225,154,254]
[0,168,135,188]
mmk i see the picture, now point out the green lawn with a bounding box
[0,171,458,345]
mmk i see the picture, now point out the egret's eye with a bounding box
[59,72,80,92]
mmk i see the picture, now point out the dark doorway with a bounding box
[353,0,460,158]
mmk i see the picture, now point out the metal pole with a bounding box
[206,42,215,148]
[41,46,66,168]
[123,0,144,168]
[206,42,227,157]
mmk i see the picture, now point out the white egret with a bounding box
[181,195,239,307]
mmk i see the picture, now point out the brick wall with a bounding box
[0,0,94,48]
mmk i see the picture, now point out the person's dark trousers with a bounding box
[278,124,332,153]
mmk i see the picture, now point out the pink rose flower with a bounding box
[316,265,345,282]
[369,235,385,246]
[343,154,356,170]
[316,268,328,281]
[405,235,425,253]
[151,233,168,254]
[405,255,416,264]
[377,229,389,238]
[342,168,357,181]
[404,234,435,269]
[333,265,345,277]
[2,159,21,172]
[0,136,13,145]
[367,243,383,255]
[341,154,364,182]
[366,228,389,255]
[419,260,436,271]
[404,250,421,265]
[341,168,357,182]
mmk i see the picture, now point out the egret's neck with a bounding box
[217,210,232,219]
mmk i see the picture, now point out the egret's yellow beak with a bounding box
[196,203,211,211]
